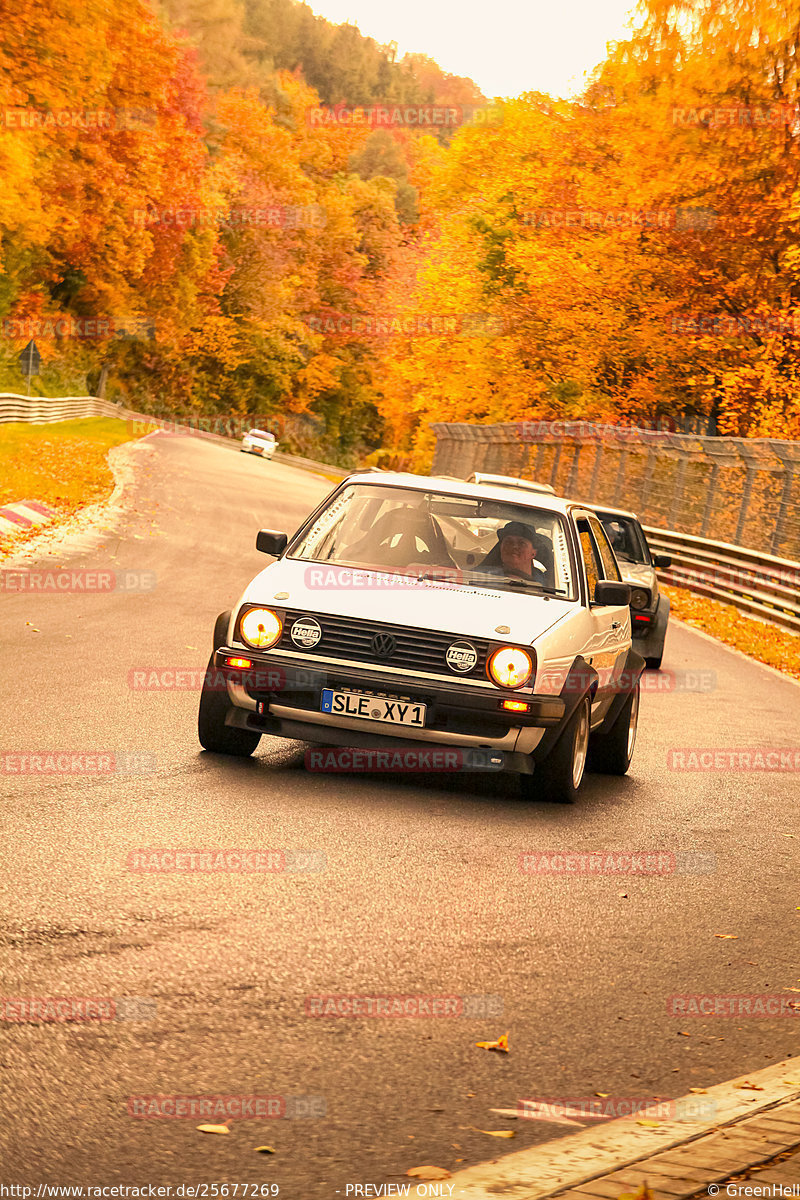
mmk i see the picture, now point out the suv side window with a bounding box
[589,515,622,582]
[576,518,603,598]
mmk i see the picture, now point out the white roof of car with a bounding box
[590,503,641,522]
[467,472,556,494]
[342,470,582,517]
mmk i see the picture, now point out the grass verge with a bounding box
[662,582,800,681]
[0,417,143,554]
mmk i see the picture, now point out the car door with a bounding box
[573,510,630,724]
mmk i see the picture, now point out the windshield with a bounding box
[290,484,576,598]
[595,512,649,565]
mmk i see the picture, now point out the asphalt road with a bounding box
[1,433,799,1196]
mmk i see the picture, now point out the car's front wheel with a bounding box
[198,654,262,756]
[589,679,640,774]
[522,694,591,804]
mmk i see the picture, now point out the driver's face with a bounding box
[500,535,536,575]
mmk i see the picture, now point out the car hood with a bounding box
[238,558,576,646]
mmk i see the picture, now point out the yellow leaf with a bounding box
[196,1124,229,1134]
[475,1032,509,1053]
[406,1166,451,1180]
[254,1146,275,1154]
[688,1088,708,1094]
[473,1128,516,1138]
[715,934,738,939]
[636,1119,661,1127]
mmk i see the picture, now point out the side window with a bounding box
[577,519,603,598]
[589,516,622,581]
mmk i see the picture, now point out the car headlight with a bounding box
[488,646,534,689]
[239,607,283,649]
[630,588,650,610]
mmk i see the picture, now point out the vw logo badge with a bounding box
[446,640,478,673]
[371,632,396,658]
[291,616,322,648]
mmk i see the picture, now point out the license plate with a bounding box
[252,445,263,454]
[320,689,426,727]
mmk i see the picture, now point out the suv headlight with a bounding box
[630,588,650,610]
[239,607,283,649]
[487,646,534,689]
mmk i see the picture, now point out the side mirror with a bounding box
[594,579,631,607]
[653,553,672,569]
[256,529,288,556]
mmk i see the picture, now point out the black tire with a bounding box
[198,653,261,756]
[521,694,591,804]
[645,653,663,670]
[589,679,640,775]
[213,610,232,651]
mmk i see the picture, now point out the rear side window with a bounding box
[576,519,603,597]
[588,515,622,581]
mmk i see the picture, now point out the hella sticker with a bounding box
[291,617,322,648]
[446,640,478,673]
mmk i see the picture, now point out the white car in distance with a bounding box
[241,428,278,459]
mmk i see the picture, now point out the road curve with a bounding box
[1,432,799,1197]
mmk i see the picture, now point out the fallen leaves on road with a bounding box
[406,1166,451,1180]
[737,1082,765,1091]
[636,1119,661,1127]
[254,1146,276,1154]
[595,1092,610,1097]
[489,1108,519,1119]
[715,934,738,939]
[196,1124,230,1134]
[471,1128,515,1138]
[475,1032,509,1053]
[617,1187,655,1200]
[688,1088,708,1094]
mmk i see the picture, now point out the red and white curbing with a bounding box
[0,500,58,535]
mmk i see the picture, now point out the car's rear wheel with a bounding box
[645,653,663,670]
[198,653,262,756]
[522,694,590,804]
[589,679,640,774]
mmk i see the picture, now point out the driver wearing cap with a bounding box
[475,520,546,581]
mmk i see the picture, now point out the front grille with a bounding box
[278,610,491,679]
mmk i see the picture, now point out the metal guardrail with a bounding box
[0,393,129,423]
[644,525,800,635]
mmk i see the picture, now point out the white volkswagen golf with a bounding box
[198,473,644,802]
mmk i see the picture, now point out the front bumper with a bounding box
[213,647,566,758]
